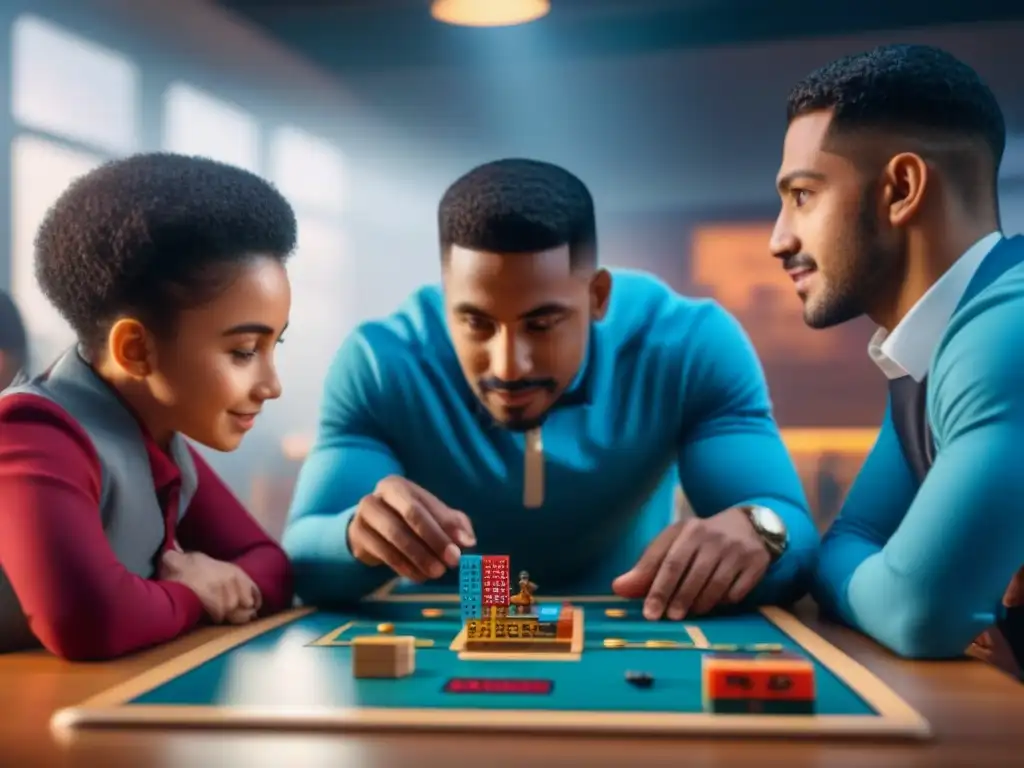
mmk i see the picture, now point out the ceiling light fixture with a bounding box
[430,0,551,28]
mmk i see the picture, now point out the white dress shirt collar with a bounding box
[868,231,1003,381]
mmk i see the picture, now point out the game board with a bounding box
[50,577,931,739]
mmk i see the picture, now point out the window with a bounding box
[9,15,140,371]
[11,15,140,154]
[266,127,350,441]
[275,219,353,429]
[10,136,103,367]
[270,126,347,212]
[162,83,260,172]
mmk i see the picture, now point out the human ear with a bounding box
[589,268,613,321]
[883,152,929,228]
[107,318,156,378]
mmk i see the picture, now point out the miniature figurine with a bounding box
[510,570,537,615]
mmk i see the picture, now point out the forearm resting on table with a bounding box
[821,425,1024,659]
[0,396,205,660]
[230,544,295,614]
[177,449,295,615]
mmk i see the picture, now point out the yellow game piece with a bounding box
[645,639,679,648]
[751,643,783,651]
[421,608,444,618]
[604,608,627,618]
[603,638,627,648]
[377,622,395,633]
[710,643,738,651]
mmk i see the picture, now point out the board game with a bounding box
[51,555,931,739]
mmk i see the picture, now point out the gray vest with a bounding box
[0,347,198,652]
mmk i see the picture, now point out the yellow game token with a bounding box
[421,608,444,618]
[752,643,783,651]
[603,638,627,648]
[604,608,627,618]
[377,622,395,633]
[645,639,679,648]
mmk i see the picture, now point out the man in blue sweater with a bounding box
[770,43,1024,667]
[284,158,818,617]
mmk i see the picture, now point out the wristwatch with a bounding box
[740,505,788,560]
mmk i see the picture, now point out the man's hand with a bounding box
[348,475,476,582]
[968,566,1024,677]
[611,508,771,620]
[159,549,262,625]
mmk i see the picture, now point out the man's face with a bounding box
[443,245,610,432]
[145,256,291,451]
[770,110,903,328]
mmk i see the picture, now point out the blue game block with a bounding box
[459,555,482,593]
[537,604,560,622]
[459,555,483,622]
[460,599,482,624]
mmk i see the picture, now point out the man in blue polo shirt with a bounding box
[284,158,818,618]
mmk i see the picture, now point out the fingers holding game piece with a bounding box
[375,479,462,568]
[349,505,432,582]
[405,480,477,550]
[350,476,473,582]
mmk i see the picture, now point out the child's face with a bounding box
[146,256,291,451]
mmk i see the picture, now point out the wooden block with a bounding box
[352,635,416,679]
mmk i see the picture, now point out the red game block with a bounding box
[556,602,574,639]
[704,653,815,701]
[481,555,510,606]
[444,678,553,695]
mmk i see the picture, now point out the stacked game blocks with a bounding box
[458,554,576,653]
[352,635,416,679]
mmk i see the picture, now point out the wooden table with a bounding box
[2,610,1022,768]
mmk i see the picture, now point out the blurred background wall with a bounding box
[2,0,1022,537]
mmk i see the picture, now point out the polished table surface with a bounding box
[2,606,1023,768]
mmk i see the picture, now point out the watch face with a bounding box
[752,506,784,536]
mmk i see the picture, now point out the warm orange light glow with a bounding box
[278,428,879,464]
[430,0,551,28]
[281,433,314,461]
[780,428,879,454]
